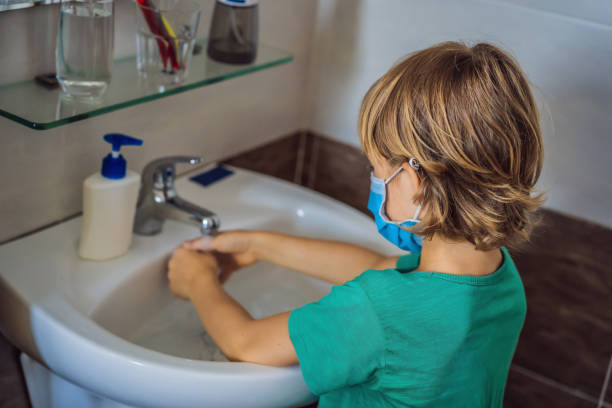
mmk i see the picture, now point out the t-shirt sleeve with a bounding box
[288,280,385,396]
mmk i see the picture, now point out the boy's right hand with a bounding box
[181,231,258,284]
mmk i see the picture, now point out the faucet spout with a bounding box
[133,156,221,236]
[164,196,221,235]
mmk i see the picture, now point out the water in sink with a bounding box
[127,293,229,361]
[93,257,332,362]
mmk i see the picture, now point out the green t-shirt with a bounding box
[288,247,526,408]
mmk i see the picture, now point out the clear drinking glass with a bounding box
[134,0,201,85]
[56,0,115,99]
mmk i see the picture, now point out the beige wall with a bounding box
[2,0,612,243]
[305,0,612,229]
[0,0,316,243]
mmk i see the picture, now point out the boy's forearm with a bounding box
[188,276,254,361]
[251,231,387,285]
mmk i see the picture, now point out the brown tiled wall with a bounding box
[225,131,372,214]
[2,131,611,408]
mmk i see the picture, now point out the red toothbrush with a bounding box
[136,0,180,71]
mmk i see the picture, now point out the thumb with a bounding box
[181,235,215,251]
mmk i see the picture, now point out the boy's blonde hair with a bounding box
[359,42,544,251]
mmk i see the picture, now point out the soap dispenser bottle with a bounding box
[79,133,143,261]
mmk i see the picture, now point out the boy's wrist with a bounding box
[188,273,222,301]
[249,230,268,262]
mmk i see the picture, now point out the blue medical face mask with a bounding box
[367,160,424,252]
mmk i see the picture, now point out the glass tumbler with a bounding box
[56,0,115,99]
[134,0,201,84]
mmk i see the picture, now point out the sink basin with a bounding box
[0,166,399,408]
[92,251,331,363]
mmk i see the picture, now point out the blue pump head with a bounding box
[101,133,143,179]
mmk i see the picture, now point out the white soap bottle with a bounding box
[78,133,143,261]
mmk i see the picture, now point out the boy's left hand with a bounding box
[168,247,220,300]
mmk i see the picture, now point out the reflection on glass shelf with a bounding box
[0,40,292,130]
[0,0,49,12]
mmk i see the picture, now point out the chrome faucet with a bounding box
[133,156,221,236]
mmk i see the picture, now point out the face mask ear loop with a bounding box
[379,167,402,222]
[412,203,422,221]
[409,158,424,221]
[384,167,404,185]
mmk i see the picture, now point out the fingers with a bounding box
[182,231,243,253]
[181,231,253,262]
[168,247,182,267]
[182,235,215,251]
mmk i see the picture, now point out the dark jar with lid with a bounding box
[207,0,259,64]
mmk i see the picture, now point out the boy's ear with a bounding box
[401,161,421,190]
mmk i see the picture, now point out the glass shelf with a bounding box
[0,0,55,12]
[0,40,293,130]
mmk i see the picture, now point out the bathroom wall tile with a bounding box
[306,0,612,230]
[503,365,596,408]
[222,131,302,183]
[294,131,311,187]
[508,210,612,397]
[492,0,612,27]
[295,130,315,188]
[306,133,371,215]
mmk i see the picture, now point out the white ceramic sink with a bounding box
[92,250,331,363]
[0,166,399,408]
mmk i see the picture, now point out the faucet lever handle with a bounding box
[143,156,203,173]
[139,156,204,205]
